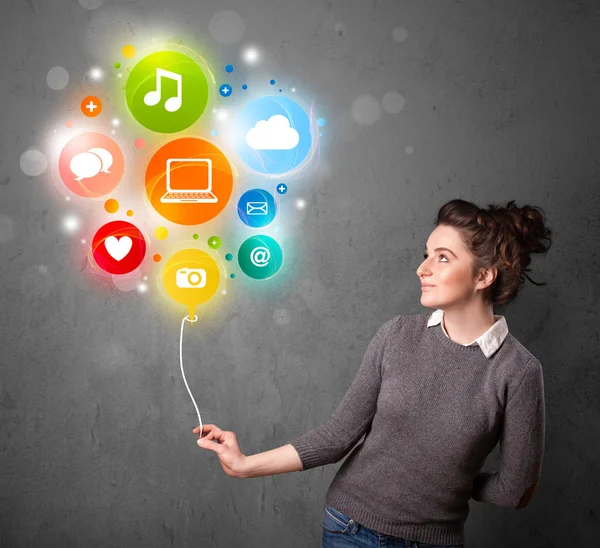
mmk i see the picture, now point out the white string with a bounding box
[179,314,202,436]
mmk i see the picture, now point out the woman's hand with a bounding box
[193,424,248,478]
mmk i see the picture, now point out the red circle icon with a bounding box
[91,220,146,275]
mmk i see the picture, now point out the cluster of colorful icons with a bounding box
[53,42,320,318]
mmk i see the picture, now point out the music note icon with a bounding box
[143,68,183,113]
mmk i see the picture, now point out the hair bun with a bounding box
[436,198,553,306]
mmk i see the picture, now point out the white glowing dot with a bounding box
[63,216,79,232]
[112,118,120,126]
[212,107,217,114]
[222,289,227,295]
[111,130,116,135]
[242,47,259,64]
[90,67,103,80]
[65,197,71,201]
[295,198,306,209]
[216,109,228,121]
[117,73,122,78]
[291,87,296,92]
[143,275,148,281]
[137,283,148,293]
[81,239,86,244]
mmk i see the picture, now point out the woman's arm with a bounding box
[471,359,546,508]
[238,444,303,478]
[286,316,401,471]
[198,317,400,478]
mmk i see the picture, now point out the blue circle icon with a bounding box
[219,84,232,97]
[276,183,288,194]
[234,96,313,175]
[237,189,277,228]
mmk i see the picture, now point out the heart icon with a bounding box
[104,235,132,261]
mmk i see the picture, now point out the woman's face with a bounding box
[416,225,480,307]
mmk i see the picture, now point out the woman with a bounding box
[193,199,552,548]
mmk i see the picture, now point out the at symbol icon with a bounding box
[250,246,270,267]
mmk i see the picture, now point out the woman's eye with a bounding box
[423,253,448,261]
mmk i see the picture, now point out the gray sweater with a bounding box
[289,312,546,545]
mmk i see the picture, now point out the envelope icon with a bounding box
[247,201,268,215]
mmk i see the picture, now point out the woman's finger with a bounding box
[193,424,227,444]
[205,425,225,441]
[198,438,224,454]
[192,424,217,435]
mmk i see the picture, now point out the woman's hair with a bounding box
[434,199,553,306]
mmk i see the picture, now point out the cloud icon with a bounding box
[245,115,300,150]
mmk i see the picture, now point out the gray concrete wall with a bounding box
[1,0,599,546]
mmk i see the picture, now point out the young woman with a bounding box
[193,198,552,548]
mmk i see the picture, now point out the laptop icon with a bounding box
[160,158,218,203]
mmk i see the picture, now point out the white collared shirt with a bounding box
[427,308,509,358]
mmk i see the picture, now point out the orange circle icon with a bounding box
[81,95,102,117]
[145,137,234,225]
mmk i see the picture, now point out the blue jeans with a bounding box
[322,505,464,548]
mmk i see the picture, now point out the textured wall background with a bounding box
[1,0,599,546]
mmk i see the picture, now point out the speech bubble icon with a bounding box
[162,249,221,320]
[70,151,102,181]
[88,147,113,173]
[58,132,125,197]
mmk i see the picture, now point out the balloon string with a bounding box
[180,314,202,436]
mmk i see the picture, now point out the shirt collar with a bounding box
[427,308,509,358]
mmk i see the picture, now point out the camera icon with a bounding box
[176,268,206,288]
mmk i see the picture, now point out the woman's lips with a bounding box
[421,285,435,291]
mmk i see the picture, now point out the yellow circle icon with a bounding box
[162,249,220,318]
[154,226,168,240]
[122,44,136,58]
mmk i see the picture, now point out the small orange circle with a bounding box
[81,95,102,117]
[153,253,162,262]
[104,198,119,213]
[126,209,134,216]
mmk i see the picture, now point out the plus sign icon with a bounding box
[219,84,232,97]
[276,183,288,195]
[207,236,221,250]
[80,95,102,117]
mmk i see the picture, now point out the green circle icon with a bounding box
[208,235,221,249]
[238,235,283,280]
[125,51,209,133]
